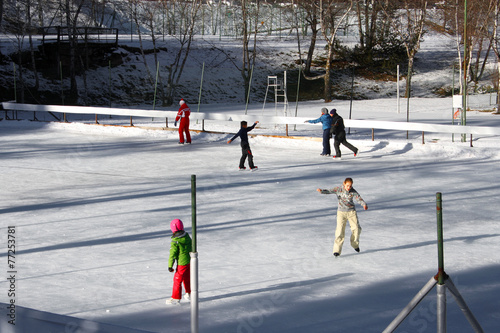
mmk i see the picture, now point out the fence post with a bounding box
[244,64,254,115]
[190,175,199,333]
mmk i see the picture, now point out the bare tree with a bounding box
[4,0,27,103]
[382,0,428,99]
[164,0,203,105]
[466,0,498,89]
[138,0,165,103]
[0,0,4,27]
[27,0,39,90]
[492,0,500,112]
[64,0,84,102]
[320,0,353,102]
[298,0,320,76]
[355,0,388,61]
[444,0,498,93]
[240,0,259,103]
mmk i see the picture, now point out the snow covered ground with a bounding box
[1,98,499,333]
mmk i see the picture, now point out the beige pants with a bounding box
[333,210,362,254]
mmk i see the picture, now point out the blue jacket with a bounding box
[308,114,332,130]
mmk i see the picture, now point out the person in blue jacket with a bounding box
[305,108,333,156]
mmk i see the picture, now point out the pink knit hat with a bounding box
[170,219,184,233]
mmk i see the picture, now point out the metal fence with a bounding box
[467,93,497,110]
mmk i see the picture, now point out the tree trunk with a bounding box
[27,0,39,90]
[324,47,333,102]
[304,14,318,75]
[405,56,414,99]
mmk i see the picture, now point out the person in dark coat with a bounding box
[227,121,259,170]
[330,109,358,159]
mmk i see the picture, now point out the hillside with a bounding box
[1,26,492,109]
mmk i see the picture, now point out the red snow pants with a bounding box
[178,118,191,143]
[172,264,191,299]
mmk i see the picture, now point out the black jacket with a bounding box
[330,114,345,136]
[230,123,257,144]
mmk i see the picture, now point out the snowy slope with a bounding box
[0,98,499,333]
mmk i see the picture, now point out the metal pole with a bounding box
[153,61,160,111]
[436,192,445,285]
[382,276,437,333]
[348,67,354,134]
[244,64,254,115]
[197,62,205,127]
[190,175,199,333]
[397,65,400,114]
[462,0,468,142]
[13,63,17,103]
[191,175,197,252]
[406,66,411,140]
[445,278,484,333]
[452,63,455,142]
[436,192,446,333]
[109,59,112,108]
[190,252,199,333]
[293,65,302,131]
[437,284,447,333]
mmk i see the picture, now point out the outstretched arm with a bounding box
[248,121,259,131]
[227,129,242,143]
[353,191,368,210]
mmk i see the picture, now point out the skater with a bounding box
[175,99,191,144]
[317,177,368,257]
[304,108,333,156]
[167,218,192,305]
[227,120,259,170]
[330,109,358,159]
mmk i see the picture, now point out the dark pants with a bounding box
[334,131,357,157]
[322,129,331,155]
[240,142,255,168]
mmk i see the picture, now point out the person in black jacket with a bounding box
[227,121,259,170]
[330,109,358,159]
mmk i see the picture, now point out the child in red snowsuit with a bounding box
[175,99,191,144]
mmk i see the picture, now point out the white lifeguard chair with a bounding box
[263,71,289,116]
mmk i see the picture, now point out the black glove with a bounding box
[174,121,178,127]
[168,267,174,272]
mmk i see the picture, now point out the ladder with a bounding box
[263,71,288,116]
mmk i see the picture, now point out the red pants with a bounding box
[172,264,191,299]
[178,118,191,143]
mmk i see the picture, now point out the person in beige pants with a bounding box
[317,177,368,257]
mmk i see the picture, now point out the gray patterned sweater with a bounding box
[319,186,367,212]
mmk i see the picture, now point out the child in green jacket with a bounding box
[167,219,192,305]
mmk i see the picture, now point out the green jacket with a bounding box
[168,231,192,268]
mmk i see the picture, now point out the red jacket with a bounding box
[175,103,191,122]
